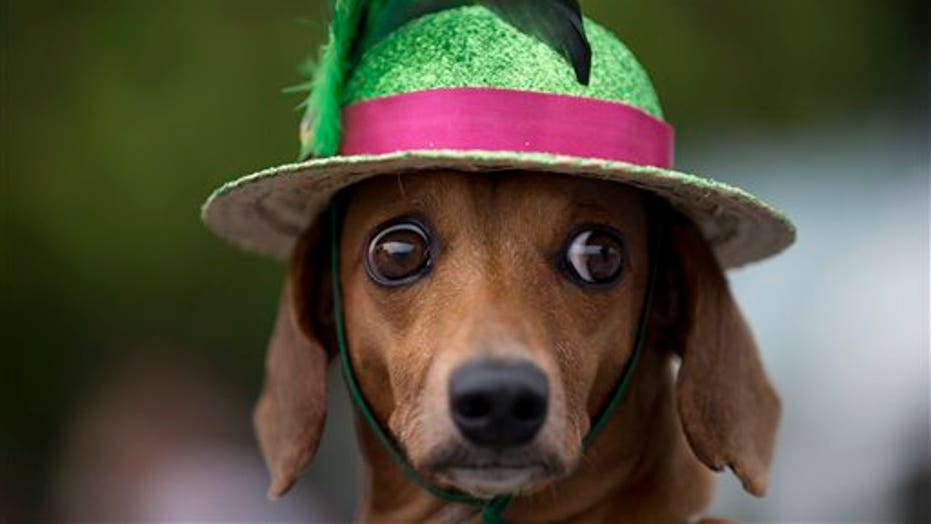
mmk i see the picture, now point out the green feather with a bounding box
[299,0,368,159]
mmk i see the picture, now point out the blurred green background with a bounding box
[2,0,929,521]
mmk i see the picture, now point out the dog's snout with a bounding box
[449,360,549,447]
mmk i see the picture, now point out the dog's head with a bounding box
[254,171,780,499]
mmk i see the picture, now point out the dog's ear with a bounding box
[661,215,781,496]
[253,220,331,499]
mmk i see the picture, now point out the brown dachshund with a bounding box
[253,171,780,523]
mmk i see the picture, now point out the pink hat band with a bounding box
[340,87,674,169]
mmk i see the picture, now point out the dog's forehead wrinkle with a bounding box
[395,173,406,198]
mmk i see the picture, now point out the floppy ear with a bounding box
[253,220,331,499]
[663,215,781,496]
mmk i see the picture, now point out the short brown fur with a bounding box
[253,171,780,523]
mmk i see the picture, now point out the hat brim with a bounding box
[201,149,794,268]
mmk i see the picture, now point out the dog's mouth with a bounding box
[444,464,545,495]
[423,447,567,496]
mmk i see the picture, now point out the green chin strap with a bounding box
[329,199,663,524]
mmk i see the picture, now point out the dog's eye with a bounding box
[564,228,626,285]
[366,221,432,286]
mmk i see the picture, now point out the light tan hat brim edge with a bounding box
[201,149,795,269]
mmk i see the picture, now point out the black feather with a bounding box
[355,0,470,64]
[484,0,591,85]
[355,0,592,85]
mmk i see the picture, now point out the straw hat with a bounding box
[202,3,794,267]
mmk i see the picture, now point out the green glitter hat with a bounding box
[202,1,794,267]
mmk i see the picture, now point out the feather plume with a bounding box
[298,0,368,159]
[485,0,591,85]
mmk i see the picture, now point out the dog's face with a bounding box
[338,172,649,495]
[253,170,780,501]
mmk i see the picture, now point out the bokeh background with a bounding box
[2,0,929,521]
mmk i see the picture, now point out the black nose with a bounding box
[449,360,549,447]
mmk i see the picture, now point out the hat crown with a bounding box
[344,6,664,119]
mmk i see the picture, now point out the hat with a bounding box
[202,1,794,267]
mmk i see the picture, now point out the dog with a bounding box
[252,171,780,523]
